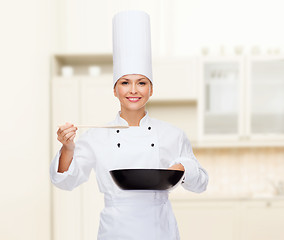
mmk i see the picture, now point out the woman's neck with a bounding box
[120,108,146,126]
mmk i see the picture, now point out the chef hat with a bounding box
[112,10,153,88]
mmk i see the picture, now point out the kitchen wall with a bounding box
[186,147,284,198]
[53,0,284,55]
[0,1,56,239]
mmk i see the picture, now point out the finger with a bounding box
[68,134,76,142]
[57,123,74,134]
[58,126,77,137]
[168,165,177,170]
[58,122,73,129]
[63,126,77,134]
[66,132,76,142]
[62,131,75,142]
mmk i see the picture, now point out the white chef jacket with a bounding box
[50,111,209,240]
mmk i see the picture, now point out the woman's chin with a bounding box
[122,104,146,112]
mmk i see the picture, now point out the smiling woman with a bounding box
[113,74,153,126]
[50,10,208,240]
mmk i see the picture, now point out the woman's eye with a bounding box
[139,82,146,85]
[121,81,128,85]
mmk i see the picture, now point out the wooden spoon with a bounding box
[57,125,129,128]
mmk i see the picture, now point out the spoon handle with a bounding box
[76,125,129,128]
[57,125,129,128]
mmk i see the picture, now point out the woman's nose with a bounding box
[130,83,137,93]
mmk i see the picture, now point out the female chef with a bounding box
[50,10,208,240]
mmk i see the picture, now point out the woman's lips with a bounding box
[126,97,141,102]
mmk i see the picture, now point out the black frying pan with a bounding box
[109,169,184,190]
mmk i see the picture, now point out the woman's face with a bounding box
[114,74,153,112]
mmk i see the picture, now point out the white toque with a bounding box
[112,10,153,88]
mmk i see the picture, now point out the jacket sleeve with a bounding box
[170,131,209,193]
[49,129,96,191]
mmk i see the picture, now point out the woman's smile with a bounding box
[126,97,142,102]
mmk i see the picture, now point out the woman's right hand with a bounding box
[57,122,78,151]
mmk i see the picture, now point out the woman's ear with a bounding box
[150,83,153,96]
[113,87,117,97]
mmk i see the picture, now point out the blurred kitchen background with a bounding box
[1,0,284,239]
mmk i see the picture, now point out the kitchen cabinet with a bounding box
[80,75,120,125]
[51,74,118,240]
[170,198,284,240]
[240,200,284,240]
[246,56,284,140]
[51,54,118,156]
[171,200,239,240]
[51,75,101,240]
[198,56,284,146]
[51,77,80,138]
[51,54,118,240]
[198,57,244,141]
[51,76,83,240]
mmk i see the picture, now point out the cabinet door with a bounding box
[240,200,284,240]
[171,200,239,240]
[51,77,80,154]
[198,57,245,141]
[152,57,197,100]
[247,57,284,140]
[80,74,120,125]
[51,77,82,240]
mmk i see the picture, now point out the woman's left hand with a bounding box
[168,163,185,171]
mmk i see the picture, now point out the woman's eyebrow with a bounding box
[121,77,146,80]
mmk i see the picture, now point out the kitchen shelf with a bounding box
[148,98,197,104]
[170,194,284,201]
[191,140,284,149]
[51,53,113,77]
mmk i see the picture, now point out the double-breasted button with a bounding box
[117,143,120,148]
[116,130,120,133]
[148,126,151,130]
[151,143,154,147]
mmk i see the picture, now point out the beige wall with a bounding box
[193,147,284,198]
[0,1,55,239]
[53,0,284,55]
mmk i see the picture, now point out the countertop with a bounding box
[169,193,284,201]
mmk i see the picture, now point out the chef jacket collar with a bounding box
[115,111,149,127]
